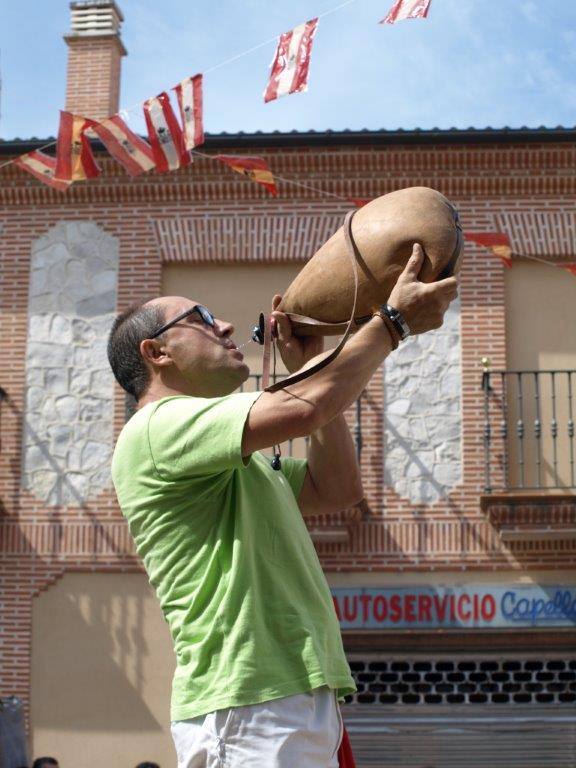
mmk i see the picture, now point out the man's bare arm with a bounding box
[296,415,363,516]
[242,244,458,456]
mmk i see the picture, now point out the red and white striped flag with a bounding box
[466,232,513,268]
[264,18,318,103]
[55,111,100,181]
[560,263,576,277]
[173,74,204,151]
[143,92,191,173]
[216,155,277,195]
[87,115,155,176]
[380,0,431,24]
[15,151,72,192]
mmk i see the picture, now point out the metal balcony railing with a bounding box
[482,368,576,493]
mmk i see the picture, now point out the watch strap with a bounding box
[372,310,400,350]
[380,303,410,340]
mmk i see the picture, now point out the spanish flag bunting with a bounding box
[264,18,319,103]
[173,74,204,151]
[465,232,513,268]
[380,0,432,24]
[215,155,277,195]
[15,151,72,192]
[55,111,100,182]
[143,92,191,173]
[560,263,576,277]
[86,115,156,176]
[350,199,371,208]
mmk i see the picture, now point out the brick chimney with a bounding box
[64,0,127,119]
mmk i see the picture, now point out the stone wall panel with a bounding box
[384,299,463,504]
[22,221,119,506]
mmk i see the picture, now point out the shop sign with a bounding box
[331,586,576,630]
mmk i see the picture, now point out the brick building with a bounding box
[1,2,575,766]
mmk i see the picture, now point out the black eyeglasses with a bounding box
[149,305,216,339]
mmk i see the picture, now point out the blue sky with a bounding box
[1,0,575,140]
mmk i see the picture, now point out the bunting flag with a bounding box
[380,0,432,24]
[14,151,72,192]
[215,155,277,195]
[173,74,204,151]
[86,115,156,176]
[264,18,319,103]
[143,92,191,173]
[465,232,513,268]
[350,198,371,207]
[55,111,100,182]
[560,263,576,277]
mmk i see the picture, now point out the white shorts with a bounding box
[171,686,343,768]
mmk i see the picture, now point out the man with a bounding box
[32,759,59,768]
[108,244,457,767]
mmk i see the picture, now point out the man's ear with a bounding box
[140,338,172,368]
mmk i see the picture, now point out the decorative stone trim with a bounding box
[22,221,119,506]
[384,300,462,504]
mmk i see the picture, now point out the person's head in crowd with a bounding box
[32,758,59,768]
[135,763,160,768]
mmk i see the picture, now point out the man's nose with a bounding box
[214,318,234,337]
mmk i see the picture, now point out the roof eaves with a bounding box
[1,126,575,155]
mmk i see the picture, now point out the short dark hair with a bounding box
[135,763,160,768]
[107,302,165,400]
[32,758,58,768]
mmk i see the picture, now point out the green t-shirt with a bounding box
[111,393,355,720]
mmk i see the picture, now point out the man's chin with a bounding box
[214,362,251,397]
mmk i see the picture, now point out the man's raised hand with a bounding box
[271,294,324,374]
[387,243,459,335]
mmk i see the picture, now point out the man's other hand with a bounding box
[388,243,459,335]
[271,295,324,374]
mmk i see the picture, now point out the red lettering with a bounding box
[373,595,388,622]
[390,594,402,622]
[359,594,372,622]
[458,594,471,621]
[342,596,358,622]
[332,596,341,621]
[405,594,416,622]
[419,595,432,622]
[433,594,448,622]
[481,594,496,621]
[473,593,480,621]
[449,594,456,621]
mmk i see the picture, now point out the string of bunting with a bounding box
[2,0,430,181]
[465,232,576,277]
[2,0,574,279]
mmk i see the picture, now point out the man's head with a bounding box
[32,758,59,768]
[108,296,249,403]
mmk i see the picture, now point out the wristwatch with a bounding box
[381,304,411,340]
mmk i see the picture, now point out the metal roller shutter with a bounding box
[342,706,576,767]
[342,653,576,768]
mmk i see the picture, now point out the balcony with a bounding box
[481,368,576,543]
[482,368,576,493]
